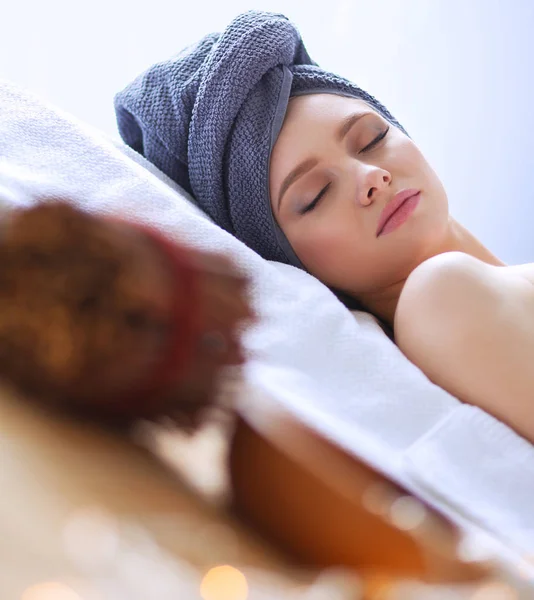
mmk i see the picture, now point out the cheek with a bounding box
[391,139,425,173]
[407,146,449,211]
[288,219,366,286]
[295,231,340,272]
[400,142,443,190]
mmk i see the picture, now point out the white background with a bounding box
[2,0,533,263]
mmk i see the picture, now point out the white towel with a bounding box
[0,79,532,571]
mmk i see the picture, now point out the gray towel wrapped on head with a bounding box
[114,10,407,269]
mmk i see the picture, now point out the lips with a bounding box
[376,189,420,237]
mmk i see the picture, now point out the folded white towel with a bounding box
[0,79,532,572]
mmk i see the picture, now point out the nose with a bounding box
[357,164,391,207]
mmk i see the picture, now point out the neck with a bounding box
[358,218,505,330]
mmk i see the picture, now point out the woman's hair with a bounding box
[115,10,407,274]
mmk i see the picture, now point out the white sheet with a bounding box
[0,79,532,574]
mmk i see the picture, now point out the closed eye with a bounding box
[298,126,389,216]
[300,182,332,215]
[360,126,390,153]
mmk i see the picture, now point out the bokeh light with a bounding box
[388,496,427,531]
[361,481,399,517]
[200,565,248,600]
[21,582,82,600]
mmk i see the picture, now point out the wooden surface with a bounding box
[0,379,519,600]
[230,397,491,585]
[0,386,311,599]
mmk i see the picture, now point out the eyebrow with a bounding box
[277,111,372,210]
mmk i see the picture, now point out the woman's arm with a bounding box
[394,252,534,442]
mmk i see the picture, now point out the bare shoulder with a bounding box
[506,262,534,285]
[394,251,532,349]
[393,251,534,439]
[395,252,501,341]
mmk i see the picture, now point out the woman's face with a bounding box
[269,93,450,302]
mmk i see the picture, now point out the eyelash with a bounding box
[299,126,390,215]
[360,126,390,153]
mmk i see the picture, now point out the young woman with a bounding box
[269,92,534,443]
[115,10,534,442]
